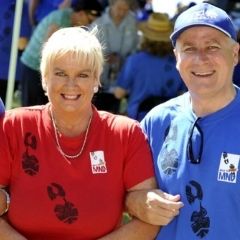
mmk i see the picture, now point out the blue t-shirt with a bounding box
[34,0,64,23]
[141,87,240,239]
[116,51,185,120]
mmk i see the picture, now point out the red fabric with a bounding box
[0,105,154,240]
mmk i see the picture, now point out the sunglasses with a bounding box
[187,118,204,164]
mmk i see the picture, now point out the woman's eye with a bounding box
[55,71,66,77]
[79,73,89,78]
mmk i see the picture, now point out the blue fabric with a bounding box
[0,0,31,81]
[0,98,4,113]
[116,51,185,120]
[233,63,240,87]
[171,2,237,46]
[21,8,72,71]
[34,0,63,23]
[141,87,240,239]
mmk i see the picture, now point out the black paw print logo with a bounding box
[186,180,210,238]
[47,183,78,224]
[22,132,39,175]
[161,147,178,175]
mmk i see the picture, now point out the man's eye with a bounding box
[183,47,195,53]
[208,45,219,51]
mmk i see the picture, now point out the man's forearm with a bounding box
[98,218,159,240]
[126,189,184,226]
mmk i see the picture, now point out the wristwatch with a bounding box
[0,188,10,216]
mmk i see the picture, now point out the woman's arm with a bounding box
[0,218,27,240]
[0,186,27,240]
[0,188,9,217]
[98,178,160,240]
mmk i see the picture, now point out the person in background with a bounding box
[126,2,240,239]
[0,26,161,240]
[0,98,4,113]
[114,12,185,121]
[28,0,72,28]
[91,0,139,113]
[20,0,103,107]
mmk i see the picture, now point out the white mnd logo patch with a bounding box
[217,152,239,183]
[90,151,107,174]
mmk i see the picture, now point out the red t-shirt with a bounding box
[0,105,154,240]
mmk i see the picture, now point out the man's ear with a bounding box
[173,48,180,71]
[233,42,240,66]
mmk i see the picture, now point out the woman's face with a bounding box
[44,54,98,113]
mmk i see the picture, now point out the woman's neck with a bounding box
[50,105,93,137]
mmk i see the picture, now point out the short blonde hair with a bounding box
[40,26,104,90]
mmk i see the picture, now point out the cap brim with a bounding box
[170,23,232,46]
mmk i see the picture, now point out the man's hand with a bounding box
[126,189,184,226]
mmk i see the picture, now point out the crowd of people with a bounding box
[1,0,240,239]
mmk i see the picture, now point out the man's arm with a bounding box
[114,87,127,100]
[126,185,184,226]
[28,0,40,27]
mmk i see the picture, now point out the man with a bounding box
[20,0,103,106]
[91,0,139,113]
[127,2,240,239]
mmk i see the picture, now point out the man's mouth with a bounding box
[192,71,215,77]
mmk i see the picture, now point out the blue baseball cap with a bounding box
[170,3,237,46]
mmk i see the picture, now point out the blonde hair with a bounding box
[40,26,104,90]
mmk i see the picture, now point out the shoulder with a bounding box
[98,110,138,127]
[1,105,47,127]
[95,110,144,135]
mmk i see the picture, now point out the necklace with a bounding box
[50,106,92,159]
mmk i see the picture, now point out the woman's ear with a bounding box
[41,76,47,92]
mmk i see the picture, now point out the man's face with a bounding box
[174,26,239,99]
[111,0,130,23]
[81,11,99,25]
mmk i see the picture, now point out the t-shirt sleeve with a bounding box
[0,116,12,186]
[123,121,154,189]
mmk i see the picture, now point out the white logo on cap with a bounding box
[192,9,218,21]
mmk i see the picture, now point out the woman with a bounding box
[20,0,103,106]
[0,27,158,239]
